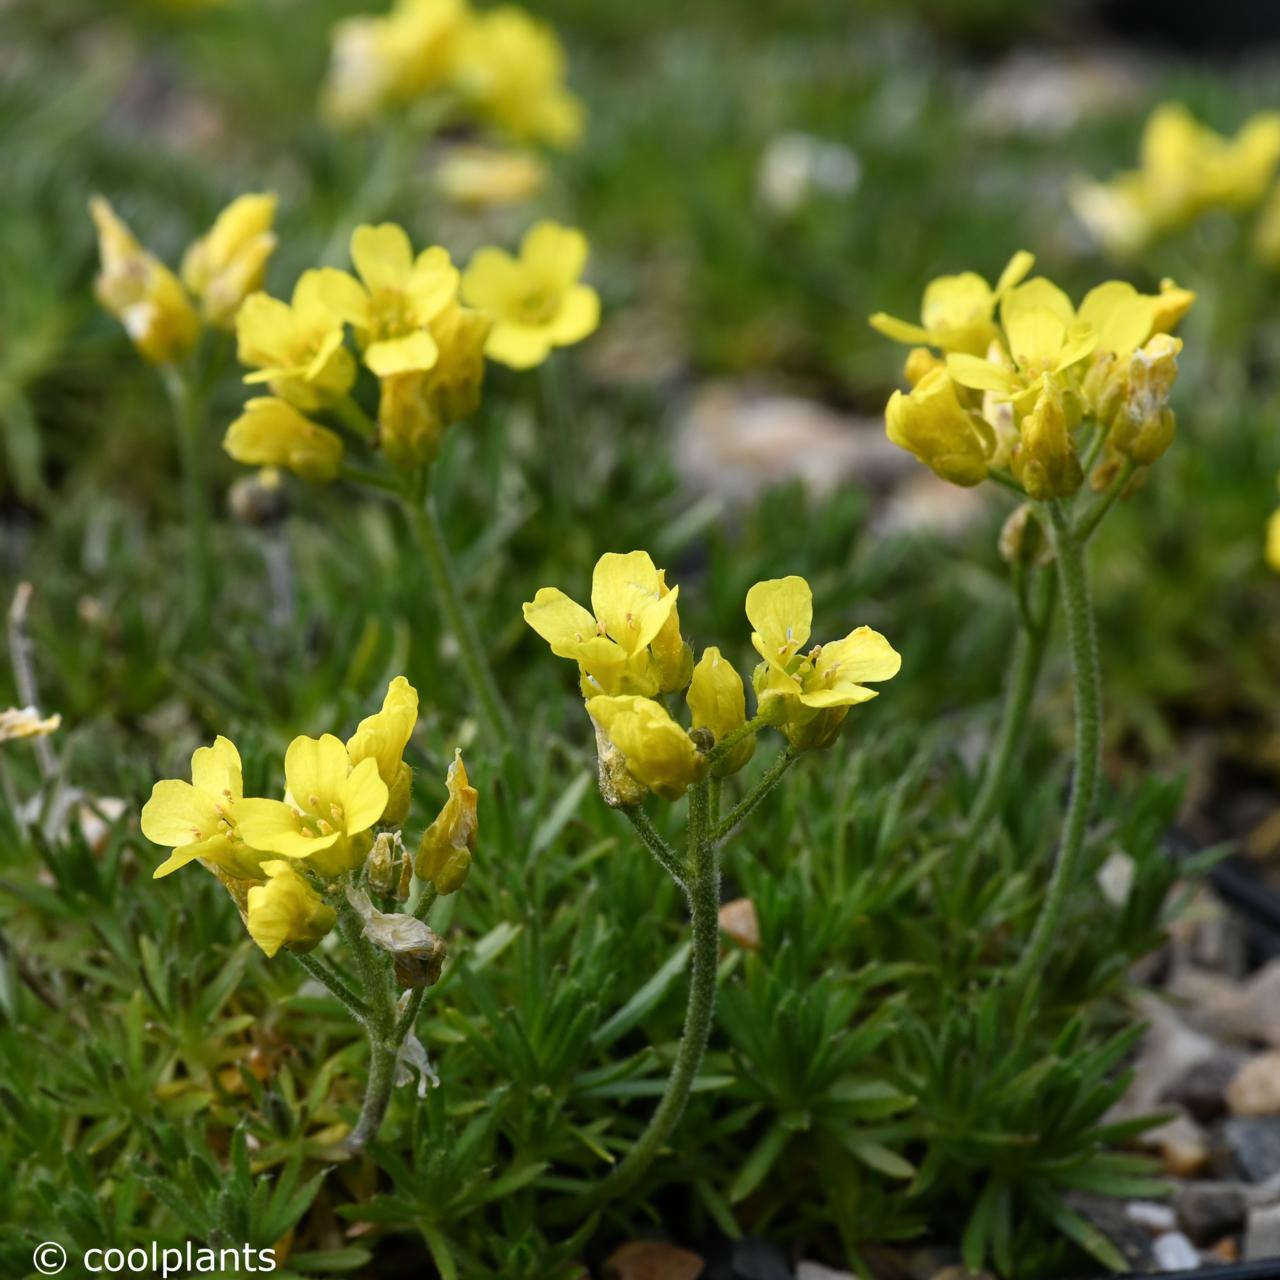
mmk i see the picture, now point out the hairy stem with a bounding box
[967,567,1055,833]
[590,781,720,1205]
[291,950,371,1026]
[344,1027,401,1155]
[1014,501,1102,992]
[713,747,797,842]
[623,806,687,887]
[705,715,768,767]
[404,489,514,747]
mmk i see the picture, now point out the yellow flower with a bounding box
[1151,278,1197,335]
[415,750,477,893]
[523,550,685,698]
[586,695,706,802]
[435,146,545,208]
[687,647,754,777]
[245,861,337,958]
[320,223,459,377]
[885,367,993,487]
[869,251,1034,356]
[322,0,467,128]
[181,193,278,329]
[947,277,1097,408]
[141,736,267,880]
[745,576,901,752]
[347,676,419,826]
[89,196,199,365]
[236,733,389,878]
[224,397,344,482]
[236,269,357,411]
[1113,333,1181,466]
[0,706,60,742]
[377,301,491,468]
[461,220,599,369]
[1256,186,1280,269]
[1012,375,1083,501]
[1268,502,1280,573]
[452,6,584,148]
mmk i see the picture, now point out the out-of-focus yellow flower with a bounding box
[89,196,199,365]
[461,221,599,368]
[586,695,706,802]
[1256,187,1280,269]
[884,366,993,487]
[246,861,337,958]
[1012,375,1083,500]
[687,647,754,776]
[1074,102,1280,256]
[1150,278,1197,334]
[141,736,267,880]
[435,145,545,208]
[236,733,389,878]
[1113,333,1181,466]
[322,0,468,128]
[746,576,901,752]
[347,676,419,825]
[0,706,60,742]
[869,251,1034,356]
[453,5,584,148]
[236,270,357,411]
[224,397,345,482]
[523,550,686,698]
[1268,499,1280,572]
[415,749,477,893]
[948,277,1097,409]
[320,224,459,376]
[181,193,278,329]
[377,302,491,467]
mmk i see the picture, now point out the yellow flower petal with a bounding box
[522,587,600,658]
[745,576,812,670]
[547,284,600,345]
[590,551,674,654]
[484,321,553,369]
[364,330,440,376]
[868,312,932,346]
[352,222,415,292]
[341,756,392,835]
[140,779,220,848]
[1078,281,1155,356]
[190,735,243,800]
[521,220,588,288]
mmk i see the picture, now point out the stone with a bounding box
[1068,1195,1154,1270]
[1229,1051,1280,1116]
[1141,1113,1210,1177]
[1150,1233,1200,1271]
[730,1237,790,1280]
[719,898,761,952]
[1162,1048,1249,1122]
[795,1266,855,1280]
[1125,1201,1176,1232]
[1173,1181,1247,1244]
[1244,1203,1280,1260]
[1111,998,1218,1118]
[1169,960,1280,1047]
[604,1241,704,1280]
[1222,1117,1280,1182]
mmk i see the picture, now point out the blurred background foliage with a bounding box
[3,0,1280,1275]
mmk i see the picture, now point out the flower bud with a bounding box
[1012,375,1083,501]
[1113,333,1180,466]
[586,695,707,802]
[224,397,344,482]
[998,503,1054,569]
[904,346,943,387]
[885,367,991,487]
[591,716,649,809]
[245,861,337,958]
[181,193,278,329]
[687,647,755,777]
[366,830,407,895]
[1150,278,1196,335]
[415,750,477,893]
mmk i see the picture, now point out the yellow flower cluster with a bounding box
[524,553,900,803]
[1072,102,1280,259]
[322,0,583,149]
[90,193,277,362]
[224,219,600,480]
[871,253,1195,497]
[140,678,476,956]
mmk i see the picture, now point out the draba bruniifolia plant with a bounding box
[522,551,901,1203]
[139,677,477,1154]
[871,254,1196,996]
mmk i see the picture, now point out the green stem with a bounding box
[623,806,687,887]
[967,567,1055,833]
[1076,458,1136,544]
[291,950,371,1026]
[1014,501,1102,992]
[333,394,378,443]
[345,1026,400,1154]
[160,364,211,630]
[404,490,514,747]
[705,715,768,767]
[713,748,797,842]
[413,884,439,922]
[393,985,428,1044]
[591,781,720,1206]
